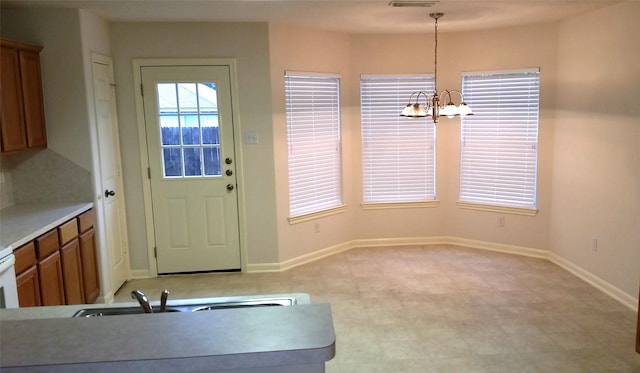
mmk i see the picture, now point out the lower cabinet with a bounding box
[79,228,100,304]
[60,238,85,305]
[38,251,65,306]
[16,266,41,307]
[14,208,100,307]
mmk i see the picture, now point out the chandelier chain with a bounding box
[434,14,438,94]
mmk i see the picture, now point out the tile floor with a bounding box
[114,245,640,372]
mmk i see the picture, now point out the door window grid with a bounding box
[156,82,221,178]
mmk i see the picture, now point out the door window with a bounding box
[156,82,221,178]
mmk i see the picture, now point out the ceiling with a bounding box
[1,0,619,34]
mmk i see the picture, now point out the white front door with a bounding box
[91,54,130,294]
[140,65,241,274]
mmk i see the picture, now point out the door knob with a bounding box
[105,190,116,198]
[226,184,234,191]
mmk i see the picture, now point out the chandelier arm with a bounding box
[438,89,467,103]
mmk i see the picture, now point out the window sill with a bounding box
[288,205,347,224]
[457,201,538,216]
[361,200,439,210]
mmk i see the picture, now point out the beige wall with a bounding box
[268,23,355,263]
[2,2,637,301]
[551,1,640,297]
[348,23,558,248]
[109,22,279,270]
[1,8,93,172]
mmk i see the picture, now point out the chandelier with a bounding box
[400,13,473,123]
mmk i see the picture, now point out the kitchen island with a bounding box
[0,297,335,372]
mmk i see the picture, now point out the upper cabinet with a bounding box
[0,38,47,153]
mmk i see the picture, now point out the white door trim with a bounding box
[90,52,132,300]
[132,58,247,277]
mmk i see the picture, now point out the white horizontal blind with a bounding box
[285,72,342,217]
[361,75,436,203]
[460,69,540,209]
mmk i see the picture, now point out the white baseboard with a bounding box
[130,269,151,279]
[246,236,637,312]
[129,236,637,312]
[549,253,638,310]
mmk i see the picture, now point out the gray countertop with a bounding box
[0,202,93,253]
[0,300,335,372]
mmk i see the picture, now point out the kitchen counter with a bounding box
[0,202,93,254]
[0,299,335,372]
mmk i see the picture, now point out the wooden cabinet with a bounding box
[16,266,41,307]
[0,38,47,153]
[79,212,100,304]
[38,250,65,306]
[14,208,100,307]
[60,239,85,305]
[14,242,41,307]
[59,218,85,305]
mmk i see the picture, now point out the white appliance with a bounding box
[0,246,19,308]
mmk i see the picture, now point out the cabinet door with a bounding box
[0,46,27,152]
[79,228,100,304]
[18,49,46,148]
[38,251,65,306]
[16,266,41,307]
[60,238,85,305]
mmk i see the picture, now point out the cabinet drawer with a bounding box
[14,242,37,274]
[36,230,59,259]
[58,219,78,246]
[77,209,94,233]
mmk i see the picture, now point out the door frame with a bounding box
[132,58,247,277]
[90,52,132,301]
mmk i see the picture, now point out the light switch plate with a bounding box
[244,132,259,144]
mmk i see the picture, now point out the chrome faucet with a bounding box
[131,290,153,313]
[131,289,170,313]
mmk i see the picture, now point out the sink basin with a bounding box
[191,298,295,311]
[73,307,181,317]
[72,296,298,317]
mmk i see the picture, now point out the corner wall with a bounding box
[268,23,356,264]
[109,22,279,270]
[0,8,93,172]
[348,22,558,251]
[550,1,640,297]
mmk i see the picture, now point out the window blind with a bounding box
[460,69,540,210]
[360,75,436,203]
[285,72,342,217]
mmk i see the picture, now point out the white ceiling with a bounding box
[1,0,620,34]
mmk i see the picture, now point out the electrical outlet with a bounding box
[592,238,598,252]
[497,215,505,227]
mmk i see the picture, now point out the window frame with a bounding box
[458,68,540,216]
[284,71,344,222]
[360,74,438,209]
